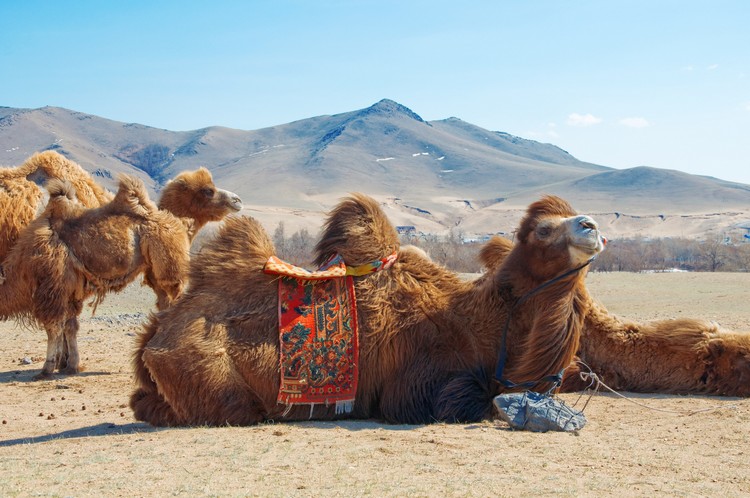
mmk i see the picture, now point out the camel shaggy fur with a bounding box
[0,151,112,271]
[561,308,750,396]
[0,167,242,379]
[130,194,605,426]
[478,236,750,396]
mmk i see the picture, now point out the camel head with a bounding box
[493,196,607,390]
[704,335,750,396]
[157,167,243,225]
[510,195,606,282]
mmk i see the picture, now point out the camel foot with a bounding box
[130,389,181,426]
[58,365,82,376]
[32,371,55,381]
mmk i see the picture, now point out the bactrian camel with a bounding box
[0,167,242,379]
[130,194,606,426]
[478,236,750,397]
[0,151,112,275]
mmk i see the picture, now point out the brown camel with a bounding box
[0,151,112,272]
[0,168,242,379]
[478,236,750,396]
[130,194,605,426]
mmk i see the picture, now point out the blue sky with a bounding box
[2,1,749,184]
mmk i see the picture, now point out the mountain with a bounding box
[1,100,749,239]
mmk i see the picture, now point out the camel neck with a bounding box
[495,257,595,391]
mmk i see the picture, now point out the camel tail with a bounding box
[314,193,399,268]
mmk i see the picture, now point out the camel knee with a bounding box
[130,389,181,427]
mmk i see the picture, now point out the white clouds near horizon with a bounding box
[566,113,602,127]
[619,117,651,128]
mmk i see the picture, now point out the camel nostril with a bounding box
[580,220,597,230]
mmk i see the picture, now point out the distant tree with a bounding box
[698,237,726,272]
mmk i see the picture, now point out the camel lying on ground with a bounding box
[0,151,112,271]
[0,168,242,379]
[130,194,606,426]
[478,236,750,397]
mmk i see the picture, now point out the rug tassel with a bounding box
[335,400,354,415]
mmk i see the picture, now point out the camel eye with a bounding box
[537,226,552,238]
[200,188,215,198]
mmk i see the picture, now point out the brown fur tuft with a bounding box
[313,193,399,267]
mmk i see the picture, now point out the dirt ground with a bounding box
[1,272,749,497]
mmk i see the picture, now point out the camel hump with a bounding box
[188,215,275,287]
[478,235,513,271]
[113,174,158,217]
[46,178,77,200]
[43,178,86,220]
[314,193,399,268]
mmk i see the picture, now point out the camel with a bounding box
[477,236,750,397]
[130,194,606,426]
[0,151,112,272]
[0,167,242,379]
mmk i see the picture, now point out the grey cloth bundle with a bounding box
[493,391,586,432]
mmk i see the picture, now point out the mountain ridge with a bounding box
[1,100,748,239]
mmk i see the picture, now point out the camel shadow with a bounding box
[0,369,113,384]
[287,419,422,432]
[0,422,162,447]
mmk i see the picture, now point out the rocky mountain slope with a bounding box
[2,100,748,239]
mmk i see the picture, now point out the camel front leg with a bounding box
[59,315,81,375]
[143,270,182,310]
[34,323,64,380]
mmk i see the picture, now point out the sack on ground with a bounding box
[493,391,586,432]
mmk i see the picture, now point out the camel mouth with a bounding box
[570,215,606,256]
[222,191,243,212]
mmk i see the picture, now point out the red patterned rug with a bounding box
[264,253,396,415]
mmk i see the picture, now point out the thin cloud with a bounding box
[707,64,719,70]
[619,117,651,128]
[566,113,602,127]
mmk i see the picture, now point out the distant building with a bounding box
[396,226,416,236]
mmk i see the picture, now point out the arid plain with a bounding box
[1,271,749,497]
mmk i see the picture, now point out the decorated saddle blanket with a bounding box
[263,253,397,414]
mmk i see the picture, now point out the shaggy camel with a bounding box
[130,194,606,426]
[0,168,242,379]
[0,151,112,271]
[478,236,750,397]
